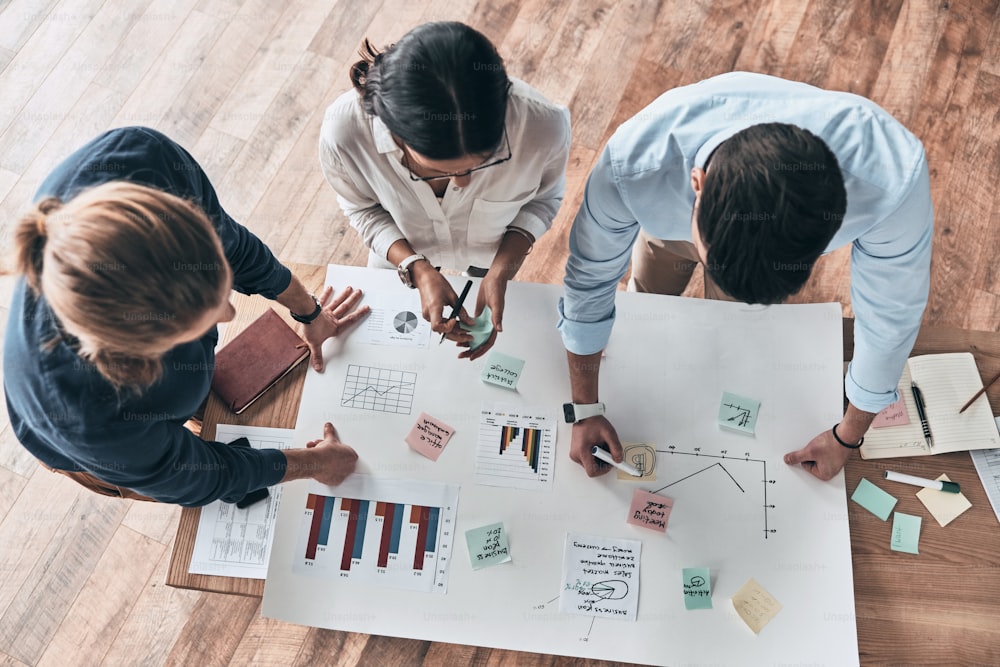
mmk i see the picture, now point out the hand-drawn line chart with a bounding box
[341,364,416,414]
[652,445,777,539]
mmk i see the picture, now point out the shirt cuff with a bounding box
[844,361,899,414]
[371,227,407,263]
[510,211,550,242]
[556,297,616,355]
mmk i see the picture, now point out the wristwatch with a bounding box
[562,402,606,424]
[289,294,322,324]
[397,253,428,288]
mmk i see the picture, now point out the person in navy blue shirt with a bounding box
[4,127,369,506]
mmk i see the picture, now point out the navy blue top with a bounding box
[4,127,293,506]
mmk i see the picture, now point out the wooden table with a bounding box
[168,266,1000,664]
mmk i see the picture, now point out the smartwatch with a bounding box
[397,253,428,288]
[290,294,322,324]
[563,402,606,424]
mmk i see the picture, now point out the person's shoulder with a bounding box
[508,78,570,137]
[320,90,369,148]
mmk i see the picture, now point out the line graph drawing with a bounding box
[341,364,417,414]
[654,445,777,538]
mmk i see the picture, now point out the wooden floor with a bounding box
[0,0,998,665]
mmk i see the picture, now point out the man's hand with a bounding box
[569,416,623,477]
[783,428,853,481]
[458,273,507,361]
[302,422,359,486]
[301,286,371,372]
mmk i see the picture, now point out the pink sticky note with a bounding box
[404,413,456,461]
[627,489,673,533]
[871,398,910,428]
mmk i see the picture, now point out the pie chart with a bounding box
[393,311,419,334]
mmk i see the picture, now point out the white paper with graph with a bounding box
[475,403,555,490]
[262,265,858,667]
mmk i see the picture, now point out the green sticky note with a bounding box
[682,567,712,610]
[890,512,921,554]
[851,478,898,521]
[718,392,760,435]
[465,522,511,570]
[459,305,494,351]
[481,351,524,390]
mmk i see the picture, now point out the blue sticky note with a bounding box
[718,392,760,435]
[481,351,524,390]
[465,522,511,569]
[682,567,712,610]
[459,305,494,351]
[851,478,898,521]
[890,512,921,554]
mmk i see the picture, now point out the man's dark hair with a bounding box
[350,22,510,160]
[697,123,847,304]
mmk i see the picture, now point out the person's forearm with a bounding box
[837,402,877,443]
[567,351,603,403]
[488,230,533,281]
[274,274,319,317]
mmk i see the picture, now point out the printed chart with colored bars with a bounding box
[475,403,555,491]
[292,476,460,593]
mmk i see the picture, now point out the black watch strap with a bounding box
[290,295,322,324]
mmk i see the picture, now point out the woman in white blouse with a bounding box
[320,21,570,358]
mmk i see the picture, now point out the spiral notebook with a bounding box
[860,353,1000,459]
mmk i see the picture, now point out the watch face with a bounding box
[562,403,575,423]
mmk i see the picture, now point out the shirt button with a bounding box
[452,186,460,191]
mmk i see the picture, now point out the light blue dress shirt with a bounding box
[558,72,933,413]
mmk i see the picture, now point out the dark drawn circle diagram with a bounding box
[393,311,419,334]
[590,580,629,600]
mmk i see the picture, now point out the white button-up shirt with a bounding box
[320,79,571,271]
[558,72,933,413]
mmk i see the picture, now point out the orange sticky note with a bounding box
[404,413,455,461]
[626,489,673,533]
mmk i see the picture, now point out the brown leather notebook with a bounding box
[211,308,309,414]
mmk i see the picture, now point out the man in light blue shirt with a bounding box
[558,72,933,482]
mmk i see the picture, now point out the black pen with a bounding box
[910,382,933,449]
[439,279,473,344]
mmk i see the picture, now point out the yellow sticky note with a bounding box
[731,577,782,634]
[916,474,972,527]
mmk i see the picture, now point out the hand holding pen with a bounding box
[439,279,473,344]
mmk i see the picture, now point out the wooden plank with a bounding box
[99,549,203,667]
[0,0,149,173]
[0,650,30,667]
[121,500,182,546]
[498,0,572,89]
[227,615,312,666]
[0,424,42,480]
[0,467,28,528]
[161,594,260,667]
[208,0,335,141]
[0,0,59,53]
[307,0,386,61]
[35,526,164,667]
[0,486,127,665]
[732,0,811,77]
[93,0,202,96]
[291,628,368,667]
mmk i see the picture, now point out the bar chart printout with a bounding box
[475,403,555,491]
[292,476,460,593]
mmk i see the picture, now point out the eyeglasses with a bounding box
[403,128,511,182]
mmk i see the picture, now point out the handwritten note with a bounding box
[481,351,525,390]
[464,522,511,570]
[682,567,712,610]
[560,532,641,621]
[731,577,782,634]
[626,489,673,533]
[890,512,921,554]
[459,305,494,351]
[718,392,760,435]
[618,443,657,481]
[850,477,898,521]
[404,413,456,461]
[871,397,911,428]
[916,474,972,527]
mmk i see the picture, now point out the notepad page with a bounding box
[860,363,931,459]
[908,353,1000,454]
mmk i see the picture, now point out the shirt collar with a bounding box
[372,116,401,155]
